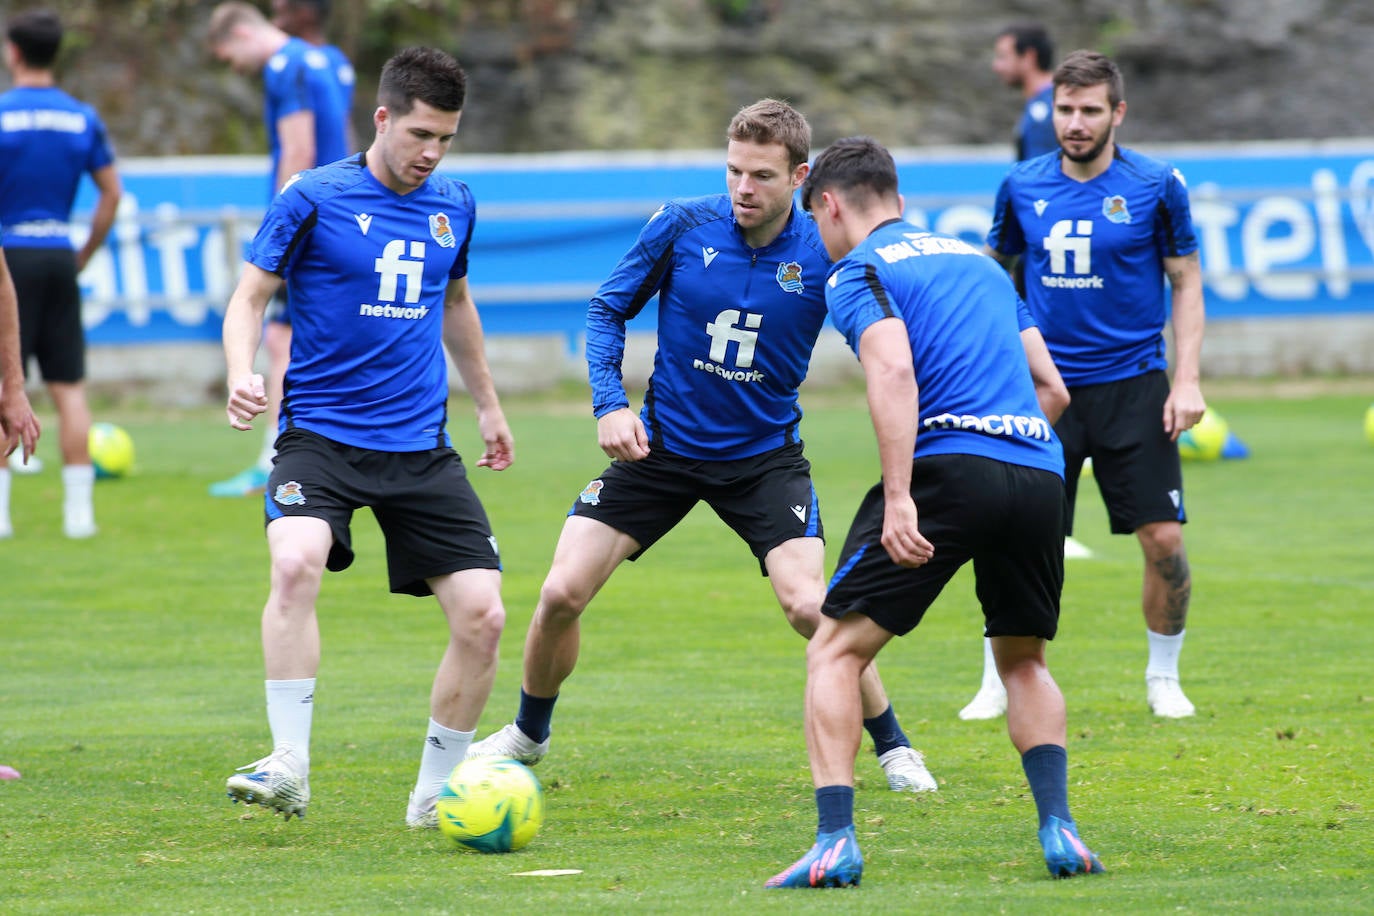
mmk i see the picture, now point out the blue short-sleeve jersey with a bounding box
[586,194,831,460]
[987,145,1199,386]
[322,44,356,114]
[826,220,1063,477]
[0,87,116,249]
[1017,84,1058,161]
[263,38,351,194]
[246,154,475,451]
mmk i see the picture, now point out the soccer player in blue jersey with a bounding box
[767,136,1102,888]
[0,9,122,538]
[964,21,1076,720]
[218,47,514,825]
[992,23,1059,162]
[0,243,43,521]
[467,99,937,795]
[985,50,1207,719]
[270,0,356,141]
[207,1,353,499]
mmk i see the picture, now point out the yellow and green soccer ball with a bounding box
[436,757,544,853]
[1364,403,1374,446]
[1177,408,1229,461]
[88,422,135,478]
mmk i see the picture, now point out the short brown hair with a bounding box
[378,47,467,116]
[801,136,898,213]
[6,9,63,68]
[726,99,811,170]
[1053,49,1125,109]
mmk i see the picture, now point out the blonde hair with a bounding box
[207,1,267,49]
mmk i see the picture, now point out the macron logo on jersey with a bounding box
[355,213,373,235]
[1041,219,1104,290]
[702,246,720,268]
[1033,199,1049,217]
[922,412,1053,442]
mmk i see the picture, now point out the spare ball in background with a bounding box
[89,422,135,478]
[1178,408,1229,461]
[1365,403,1374,446]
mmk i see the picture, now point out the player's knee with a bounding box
[455,599,505,653]
[1137,521,1185,561]
[537,573,591,621]
[269,547,326,597]
[777,587,824,638]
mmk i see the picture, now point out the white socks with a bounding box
[979,636,1005,691]
[1146,629,1186,680]
[265,678,316,771]
[413,719,475,802]
[0,468,11,537]
[62,464,96,539]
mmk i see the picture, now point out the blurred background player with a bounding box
[985,50,1207,719]
[768,136,1100,887]
[270,0,356,147]
[991,22,1058,162]
[0,241,44,538]
[467,99,937,795]
[207,0,352,497]
[965,22,1082,720]
[0,8,121,538]
[219,47,512,824]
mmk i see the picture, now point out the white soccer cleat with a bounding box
[63,512,97,539]
[878,746,938,793]
[406,790,438,829]
[958,684,1008,720]
[1063,536,1095,559]
[1147,676,1196,718]
[226,750,310,820]
[464,723,550,766]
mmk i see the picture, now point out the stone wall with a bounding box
[15,0,1374,157]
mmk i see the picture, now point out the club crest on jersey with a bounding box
[776,261,805,294]
[579,479,604,505]
[274,481,307,506]
[429,212,457,248]
[1102,195,1132,224]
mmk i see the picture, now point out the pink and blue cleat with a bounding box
[1039,815,1105,878]
[765,826,863,888]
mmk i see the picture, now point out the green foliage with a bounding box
[1,390,1372,912]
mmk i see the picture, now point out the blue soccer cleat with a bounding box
[209,466,270,498]
[765,826,863,888]
[1039,815,1105,878]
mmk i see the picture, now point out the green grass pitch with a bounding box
[1,384,1371,913]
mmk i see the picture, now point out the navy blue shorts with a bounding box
[568,442,822,576]
[823,454,1064,638]
[1057,370,1186,534]
[263,428,500,596]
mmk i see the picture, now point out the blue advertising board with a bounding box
[69,141,1374,347]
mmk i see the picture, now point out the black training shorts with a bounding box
[10,247,85,383]
[567,441,822,575]
[1057,370,1187,535]
[823,453,1064,639]
[263,428,501,596]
